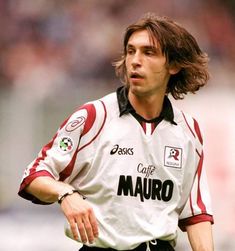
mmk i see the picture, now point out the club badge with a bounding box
[164,146,182,169]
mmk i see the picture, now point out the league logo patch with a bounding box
[164,146,182,169]
[59,136,73,152]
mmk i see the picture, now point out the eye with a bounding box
[127,48,135,55]
[144,49,156,56]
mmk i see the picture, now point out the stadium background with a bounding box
[0,0,234,250]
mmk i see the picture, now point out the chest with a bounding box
[86,115,193,180]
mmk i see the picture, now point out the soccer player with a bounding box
[18,13,214,251]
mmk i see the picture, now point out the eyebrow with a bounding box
[126,44,159,52]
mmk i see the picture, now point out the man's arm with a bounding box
[25,176,99,244]
[186,221,214,251]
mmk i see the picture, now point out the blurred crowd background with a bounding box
[0,0,234,250]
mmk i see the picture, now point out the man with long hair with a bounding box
[19,13,214,251]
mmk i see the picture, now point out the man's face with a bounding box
[125,29,173,98]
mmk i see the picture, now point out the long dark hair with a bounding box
[113,13,210,99]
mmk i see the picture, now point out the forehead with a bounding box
[127,29,158,47]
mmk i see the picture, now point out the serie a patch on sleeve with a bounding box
[58,136,74,153]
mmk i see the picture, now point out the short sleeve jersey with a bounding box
[19,86,214,250]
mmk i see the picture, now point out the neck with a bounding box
[128,91,165,120]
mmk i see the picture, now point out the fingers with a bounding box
[77,218,89,243]
[75,211,98,243]
[80,214,96,243]
[68,218,79,241]
[89,211,99,238]
[64,200,99,244]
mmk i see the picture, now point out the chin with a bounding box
[129,85,146,97]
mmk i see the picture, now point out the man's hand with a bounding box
[60,193,99,244]
[24,176,99,243]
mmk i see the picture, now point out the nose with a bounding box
[131,51,142,68]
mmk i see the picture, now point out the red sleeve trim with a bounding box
[193,118,203,145]
[59,100,107,181]
[18,170,54,204]
[77,101,107,153]
[81,104,96,136]
[196,151,207,213]
[178,214,214,232]
[182,112,203,146]
[29,134,57,176]
[181,112,196,138]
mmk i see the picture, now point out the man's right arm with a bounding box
[25,176,75,203]
[25,177,99,244]
[186,221,214,251]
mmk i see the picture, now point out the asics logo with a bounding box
[110,144,134,155]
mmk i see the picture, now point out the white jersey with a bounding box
[19,87,213,250]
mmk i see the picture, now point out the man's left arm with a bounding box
[186,221,214,251]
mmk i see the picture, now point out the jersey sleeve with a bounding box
[178,115,214,231]
[18,103,97,204]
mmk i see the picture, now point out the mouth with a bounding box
[129,72,144,80]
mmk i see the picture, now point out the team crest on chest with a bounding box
[164,146,182,169]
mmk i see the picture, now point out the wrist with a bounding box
[57,189,86,204]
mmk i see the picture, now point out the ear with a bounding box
[169,64,181,75]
